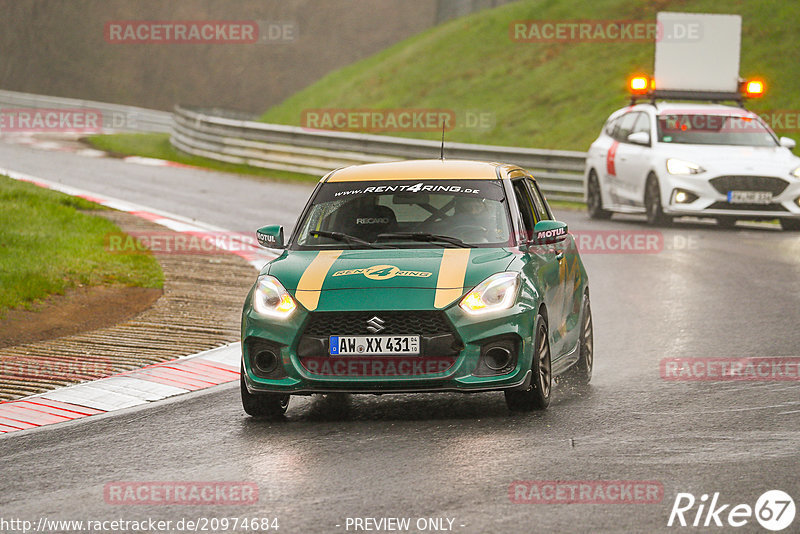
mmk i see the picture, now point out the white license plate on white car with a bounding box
[329,335,420,356]
[727,190,772,204]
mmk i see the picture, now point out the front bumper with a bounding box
[661,173,800,219]
[241,300,537,395]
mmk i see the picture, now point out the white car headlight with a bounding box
[666,158,706,175]
[459,272,519,315]
[253,275,296,318]
[791,166,800,179]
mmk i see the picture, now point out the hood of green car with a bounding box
[266,248,515,311]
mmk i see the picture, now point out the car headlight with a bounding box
[459,272,519,315]
[253,275,296,318]
[791,167,800,179]
[666,158,706,175]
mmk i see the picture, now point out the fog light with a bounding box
[254,350,278,375]
[246,338,287,379]
[484,346,512,371]
[473,337,519,377]
[671,189,698,204]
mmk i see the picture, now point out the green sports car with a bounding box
[241,159,593,415]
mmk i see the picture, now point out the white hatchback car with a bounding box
[584,102,800,230]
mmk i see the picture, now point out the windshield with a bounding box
[657,113,778,147]
[292,179,512,249]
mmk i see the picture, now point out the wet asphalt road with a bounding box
[1,141,799,533]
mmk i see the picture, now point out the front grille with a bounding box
[709,176,789,196]
[303,311,454,337]
[706,201,788,212]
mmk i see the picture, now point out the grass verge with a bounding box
[0,175,164,316]
[258,0,800,151]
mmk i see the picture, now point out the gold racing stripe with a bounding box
[434,249,471,308]
[295,250,342,311]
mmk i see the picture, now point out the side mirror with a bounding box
[627,131,650,146]
[780,136,796,149]
[256,225,285,249]
[531,220,569,245]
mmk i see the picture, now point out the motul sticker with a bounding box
[536,227,566,240]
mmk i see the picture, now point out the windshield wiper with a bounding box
[376,232,474,248]
[309,230,390,249]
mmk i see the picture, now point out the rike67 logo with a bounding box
[668,490,795,531]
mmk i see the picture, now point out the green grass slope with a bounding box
[0,176,163,315]
[260,0,798,151]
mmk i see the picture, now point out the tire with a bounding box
[717,216,737,229]
[563,293,593,386]
[240,371,290,417]
[780,218,800,231]
[505,314,552,411]
[645,174,673,226]
[587,171,612,220]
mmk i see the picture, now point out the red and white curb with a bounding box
[0,168,279,435]
[0,343,240,434]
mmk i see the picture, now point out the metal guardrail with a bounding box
[0,90,587,202]
[172,105,588,202]
[0,89,172,133]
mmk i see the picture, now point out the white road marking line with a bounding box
[632,402,800,416]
